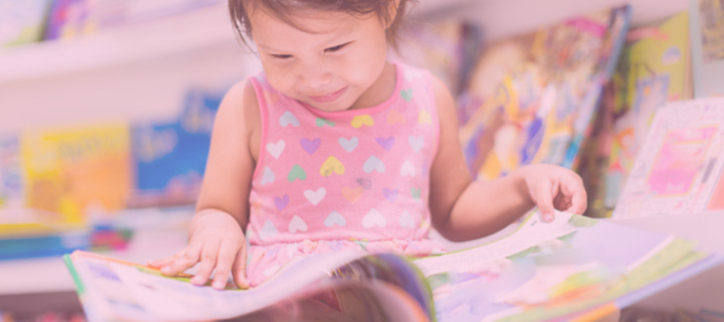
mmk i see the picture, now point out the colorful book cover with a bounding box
[613,98,724,218]
[603,12,693,212]
[43,0,126,40]
[458,6,630,180]
[0,0,52,47]
[690,0,724,98]
[20,124,132,226]
[0,136,24,210]
[393,21,483,101]
[129,89,222,207]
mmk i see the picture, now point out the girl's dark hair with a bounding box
[228,0,411,50]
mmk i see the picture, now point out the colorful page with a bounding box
[604,12,692,212]
[614,98,724,218]
[414,210,721,321]
[459,6,630,180]
[65,250,433,321]
[690,0,724,98]
[20,124,132,226]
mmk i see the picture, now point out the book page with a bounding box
[414,211,576,276]
[71,249,368,321]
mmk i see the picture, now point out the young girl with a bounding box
[149,0,587,290]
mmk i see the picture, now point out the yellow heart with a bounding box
[320,156,345,177]
[351,115,374,128]
[387,110,405,125]
[342,186,364,203]
[418,110,432,125]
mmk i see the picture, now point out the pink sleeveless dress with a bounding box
[245,63,446,286]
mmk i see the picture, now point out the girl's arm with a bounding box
[195,80,260,229]
[149,80,260,289]
[428,76,586,242]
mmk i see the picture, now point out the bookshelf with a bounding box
[0,227,189,295]
[0,4,237,85]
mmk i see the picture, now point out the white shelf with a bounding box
[0,3,238,84]
[0,228,188,295]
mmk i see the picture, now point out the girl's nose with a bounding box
[302,71,333,90]
[297,61,333,90]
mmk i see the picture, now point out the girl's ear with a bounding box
[386,0,401,29]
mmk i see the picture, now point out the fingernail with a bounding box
[191,276,204,285]
[544,214,554,222]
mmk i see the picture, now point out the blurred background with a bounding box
[2,0,724,321]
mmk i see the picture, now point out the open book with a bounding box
[64,211,722,321]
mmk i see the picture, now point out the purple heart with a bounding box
[300,138,321,154]
[383,188,399,203]
[274,194,289,211]
[376,136,396,151]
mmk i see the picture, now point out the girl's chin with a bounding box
[300,100,355,113]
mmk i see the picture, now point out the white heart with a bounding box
[324,211,346,227]
[261,166,275,185]
[362,209,386,228]
[259,220,278,240]
[401,160,417,177]
[279,111,300,127]
[399,211,415,228]
[303,188,326,206]
[289,216,308,233]
[263,263,280,277]
[266,140,285,159]
[408,136,424,153]
[363,156,386,173]
[339,137,359,152]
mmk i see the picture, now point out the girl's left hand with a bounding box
[518,164,587,222]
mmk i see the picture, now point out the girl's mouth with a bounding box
[309,86,348,103]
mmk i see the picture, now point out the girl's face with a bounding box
[249,7,391,112]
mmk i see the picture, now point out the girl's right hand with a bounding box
[147,209,249,290]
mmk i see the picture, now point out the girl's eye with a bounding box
[271,54,293,60]
[325,42,350,53]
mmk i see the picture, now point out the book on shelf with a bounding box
[603,11,693,213]
[690,0,724,98]
[614,97,724,218]
[0,0,53,47]
[579,11,693,218]
[20,123,132,227]
[64,210,721,321]
[128,89,222,208]
[457,5,631,181]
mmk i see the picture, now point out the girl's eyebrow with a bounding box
[255,43,285,52]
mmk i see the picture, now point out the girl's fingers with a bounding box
[190,241,220,286]
[533,179,556,222]
[147,257,174,268]
[232,245,249,289]
[562,175,587,214]
[162,242,203,276]
[211,240,237,290]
